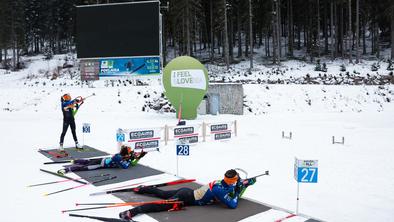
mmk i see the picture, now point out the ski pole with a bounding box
[62,199,182,213]
[44,176,116,196]
[27,174,110,187]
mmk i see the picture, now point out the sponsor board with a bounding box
[214,132,231,140]
[210,124,228,132]
[135,140,159,149]
[174,127,194,136]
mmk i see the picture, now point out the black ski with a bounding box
[69,213,134,222]
[90,178,195,196]
[45,176,117,196]
[43,160,72,165]
[40,168,87,184]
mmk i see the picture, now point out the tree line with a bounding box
[0,0,393,70]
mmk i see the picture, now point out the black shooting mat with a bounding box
[114,182,271,222]
[72,164,163,186]
[39,145,162,186]
[38,145,109,160]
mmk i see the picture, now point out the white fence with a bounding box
[117,120,238,150]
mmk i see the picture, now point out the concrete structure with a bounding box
[203,83,244,115]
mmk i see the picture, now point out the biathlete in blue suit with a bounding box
[119,169,256,220]
[59,93,83,151]
[57,145,147,175]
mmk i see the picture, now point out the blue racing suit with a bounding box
[193,179,239,208]
[102,154,133,169]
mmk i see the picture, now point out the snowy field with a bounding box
[1,55,394,222]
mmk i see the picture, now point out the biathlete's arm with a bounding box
[211,185,239,209]
[130,151,147,166]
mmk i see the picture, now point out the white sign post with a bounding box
[294,157,318,215]
[176,139,190,176]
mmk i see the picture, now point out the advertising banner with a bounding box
[163,56,208,120]
[119,127,164,150]
[99,57,160,77]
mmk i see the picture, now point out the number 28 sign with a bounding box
[176,145,190,156]
[294,158,318,183]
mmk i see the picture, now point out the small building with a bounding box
[198,83,244,115]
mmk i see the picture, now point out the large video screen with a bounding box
[76,1,160,59]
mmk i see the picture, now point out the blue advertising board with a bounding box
[99,57,160,77]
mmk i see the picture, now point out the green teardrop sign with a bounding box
[163,56,208,120]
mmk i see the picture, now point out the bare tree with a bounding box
[355,0,360,63]
[248,0,253,69]
[288,0,294,56]
[272,0,279,64]
[348,0,352,63]
[223,0,230,70]
[331,0,335,60]
[317,0,321,57]
[210,0,214,61]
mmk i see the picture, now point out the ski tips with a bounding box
[266,170,270,175]
[43,193,48,196]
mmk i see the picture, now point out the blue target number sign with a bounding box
[82,123,91,133]
[116,133,125,142]
[294,159,318,183]
[176,145,190,156]
[297,167,318,183]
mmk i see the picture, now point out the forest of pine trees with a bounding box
[0,0,393,70]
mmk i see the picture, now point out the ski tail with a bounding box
[28,173,110,188]
[40,168,87,184]
[69,213,127,222]
[44,176,117,196]
[43,160,72,165]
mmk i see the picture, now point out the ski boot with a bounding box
[75,142,83,151]
[119,210,134,221]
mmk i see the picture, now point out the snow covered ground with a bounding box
[1,55,394,222]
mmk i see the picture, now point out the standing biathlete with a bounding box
[57,145,147,175]
[59,93,83,151]
[119,169,256,220]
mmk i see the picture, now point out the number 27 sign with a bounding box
[294,158,318,183]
